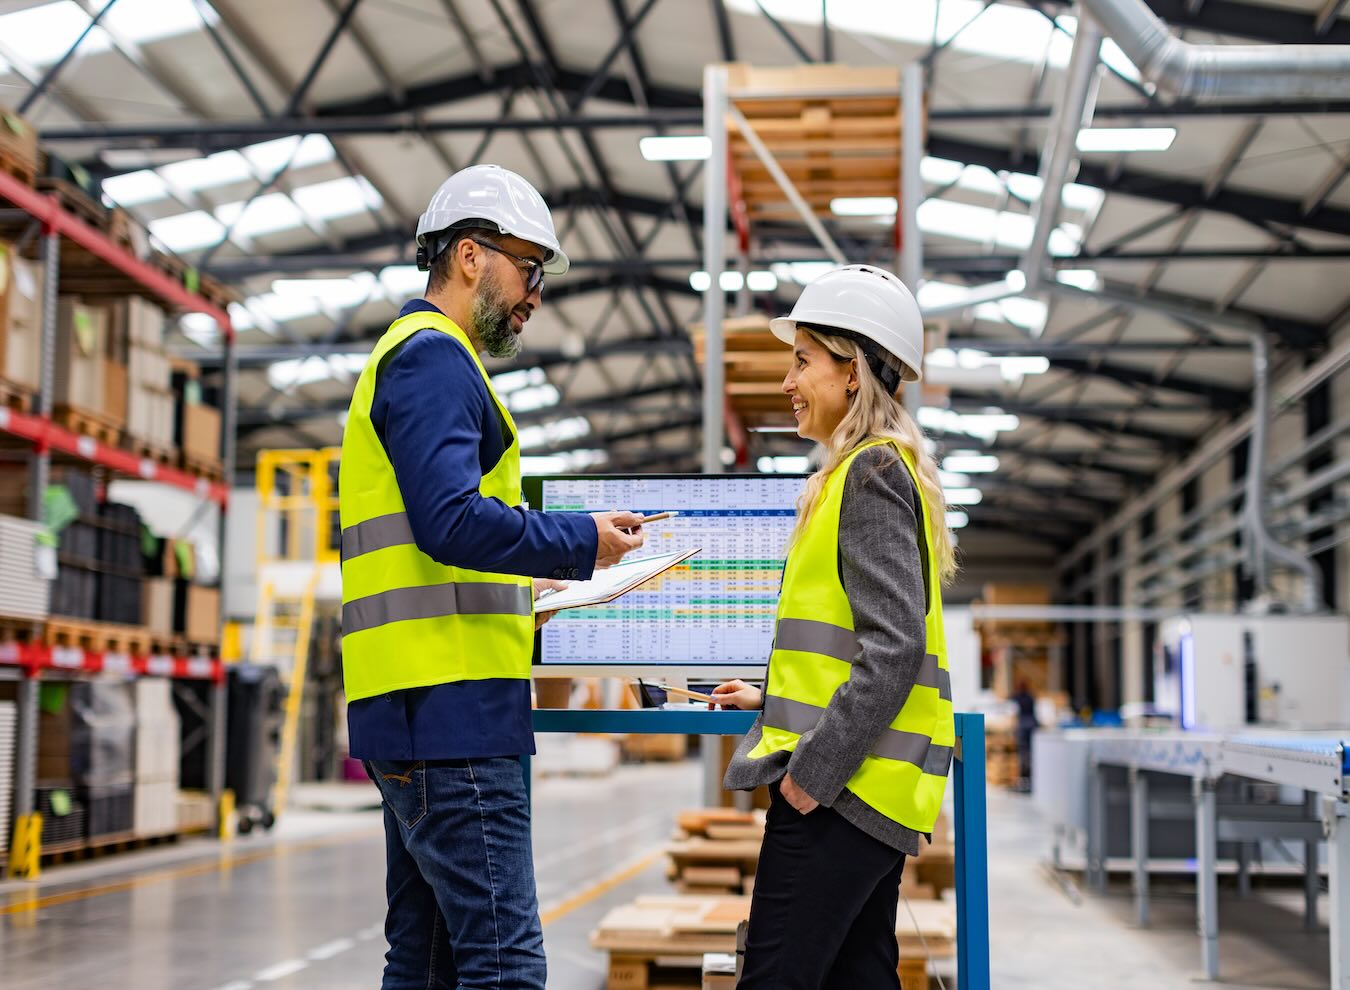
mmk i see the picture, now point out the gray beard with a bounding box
[470,276,521,360]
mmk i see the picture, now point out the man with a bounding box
[339,163,646,990]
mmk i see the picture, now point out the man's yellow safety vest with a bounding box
[339,311,534,703]
[746,438,954,832]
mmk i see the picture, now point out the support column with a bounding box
[899,61,924,414]
[1088,759,1107,890]
[1131,767,1149,927]
[1195,776,1220,981]
[701,64,728,477]
[1325,798,1350,989]
[1308,790,1323,932]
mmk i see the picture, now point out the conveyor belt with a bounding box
[1222,733,1348,797]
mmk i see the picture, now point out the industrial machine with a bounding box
[1155,613,1350,730]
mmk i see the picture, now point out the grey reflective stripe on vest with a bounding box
[774,617,951,702]
[342,512,415,562]
[774,617,860,662]
[343,582,532,634]
[762,694,953,778]
[917,653,953,702]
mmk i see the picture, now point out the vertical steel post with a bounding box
[1131,767,1149,926]
[208,325,238,828]
[1325,798,1349,989]
[702,65,728,476]
[1195,776,1220,980]
[1307,790,1322,932]
[1088,759,1107,890]
[900,61,924,414]
[952,713,990,990]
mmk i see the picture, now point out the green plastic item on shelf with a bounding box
[140,522,159,558]
[43,485,78,536]
[185,267,200,294]
[174,539,195,580]
[48,790,72,817]
[184,378,203,405]
[38,682,67,716]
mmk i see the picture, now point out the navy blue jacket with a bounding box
[346,300,598,760]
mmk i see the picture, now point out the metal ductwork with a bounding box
[1081,0,1350,101]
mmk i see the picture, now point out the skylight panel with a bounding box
[102,169,170,207]
[247,292,321,324]
[0,2,112,66]
[160,150,252,192]
[379,265,427,298]
[518,417,591,450]
[267,353,368,390]
[148,211,225,253]
[521,450,608,474]
[103,0,217,45]
[291,176,383,221]
[270,273,381,309]
[216,193,306,239]
[244,135,336,174]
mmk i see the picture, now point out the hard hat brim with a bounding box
[768,316,798,346]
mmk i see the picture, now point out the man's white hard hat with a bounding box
[769,264,925,383]
[415,164,568,275]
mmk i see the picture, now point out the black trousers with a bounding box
[738,783,906,989]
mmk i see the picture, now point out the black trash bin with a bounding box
[225,664,286,834]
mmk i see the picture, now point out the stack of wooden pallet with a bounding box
[591,892,956,990]
[666,809,764,895]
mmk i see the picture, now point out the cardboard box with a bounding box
[124,297,166,349]
[143,576,174,637]
[0,244,44,391]
[981,583,1051,606]
[186,584,219,645]
[102,359,128,426]
[182,403,220,463]
[54,297,108,411]
[130,344,170,391]
[0,108,39,175]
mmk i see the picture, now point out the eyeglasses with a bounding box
[470,237,545,294]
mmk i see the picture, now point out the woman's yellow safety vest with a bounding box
[746,438,954,832]
[339,311,534,703]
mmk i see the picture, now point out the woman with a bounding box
[711,265,957,989]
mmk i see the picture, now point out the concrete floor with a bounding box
[0,760,1333,989]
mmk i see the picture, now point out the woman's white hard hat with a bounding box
[769,264,924,382]
[415,164,569,275]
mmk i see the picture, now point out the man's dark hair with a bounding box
[425,226,501,294]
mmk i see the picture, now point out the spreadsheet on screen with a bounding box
[531,475,807,669]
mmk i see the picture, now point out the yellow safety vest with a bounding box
[746,438,954,832]
[339,311,534,703]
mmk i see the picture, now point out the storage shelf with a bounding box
[0,405,228,505]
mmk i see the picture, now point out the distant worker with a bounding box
[711,265,957,989]
[1013,679,1039,792]
[338,164,646,990]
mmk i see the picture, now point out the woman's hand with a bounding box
[780,772,819,815]
[533,579,568,630]
[708,679,763,711]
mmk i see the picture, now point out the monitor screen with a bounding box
[526,473,807,677]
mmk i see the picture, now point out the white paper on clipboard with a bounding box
[534,548,700,613]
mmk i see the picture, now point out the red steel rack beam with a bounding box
[0,640,223,681]
[0,169,234,338]
[0,405,229,505]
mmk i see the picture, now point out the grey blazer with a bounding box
[723,444,930,854]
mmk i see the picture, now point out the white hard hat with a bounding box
[769,264,924,383]
[415,164,569,275]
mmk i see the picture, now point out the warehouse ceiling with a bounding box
[2,0,1349,552]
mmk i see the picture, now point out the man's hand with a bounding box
[591,511,646,568]
[708,679,763,711]
[533,578,568,630]
[780,772,819,816]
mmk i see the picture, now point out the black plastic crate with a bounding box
[52,563,97,620]
[97,573,143,626]
[80,781,134,839]
[36,785,86,847]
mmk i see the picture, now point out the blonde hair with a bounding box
[790,327,958,586]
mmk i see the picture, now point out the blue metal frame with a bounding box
[527,708,991,988]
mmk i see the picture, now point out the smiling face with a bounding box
[783,328,858,444]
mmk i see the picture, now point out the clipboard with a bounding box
[534,548,700,613]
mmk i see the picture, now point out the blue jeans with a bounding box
[366,757,545,990]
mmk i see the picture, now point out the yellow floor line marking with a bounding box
[539,848,663,928]
[0,826,383,916]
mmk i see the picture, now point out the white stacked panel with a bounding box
[0,701,15,854]
[133,678,181,837]
[0,515,50,619]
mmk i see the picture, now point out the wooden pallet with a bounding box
[179,451,225,482]
[35,177,109,232]
[53,404,122,447]
[42,617,156,655]
[724,64,911,221]
[0,149,36,188]
[126,437,177,469]
[0,376,35,413]
[41,829,183,865]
